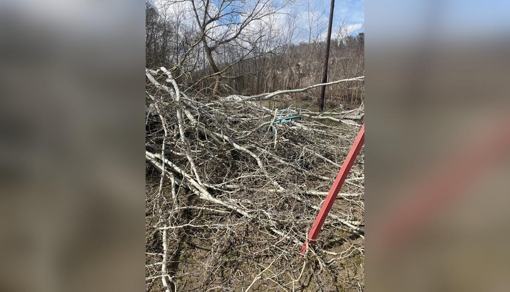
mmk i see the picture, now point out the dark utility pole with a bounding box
[318,0,335,112]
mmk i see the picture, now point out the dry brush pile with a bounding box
[145,67,365,291]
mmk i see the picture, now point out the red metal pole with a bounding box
[300,124,365,255]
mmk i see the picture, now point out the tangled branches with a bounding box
[146,67,365,291]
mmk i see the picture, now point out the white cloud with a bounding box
[150,0,363,46]
[152,0,195,23]
[341,23,363,36]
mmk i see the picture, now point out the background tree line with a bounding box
[146,0,364,107]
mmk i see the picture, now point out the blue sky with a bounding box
[152,0,364,44]
[207,0,365,30]
[290,0,364,41]
[334,0,364,31]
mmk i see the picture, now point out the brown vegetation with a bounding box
[146,0,364,108]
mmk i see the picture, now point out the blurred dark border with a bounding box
[366,0,510,291]
[0,1,145,291]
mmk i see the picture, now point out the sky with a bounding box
[289,0,364,42]
[152,0,364,44]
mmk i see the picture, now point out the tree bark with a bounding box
[318,0,335,112]
[202,40,221,95]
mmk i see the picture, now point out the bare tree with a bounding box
[304,0,327,44]
[147,0,364,105]
[187,0,287,95]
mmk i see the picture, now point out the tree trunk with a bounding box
[318,0,335,112]
[203,43,219,73]
[202,41,221,96]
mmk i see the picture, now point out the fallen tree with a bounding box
[145,67,365,291]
